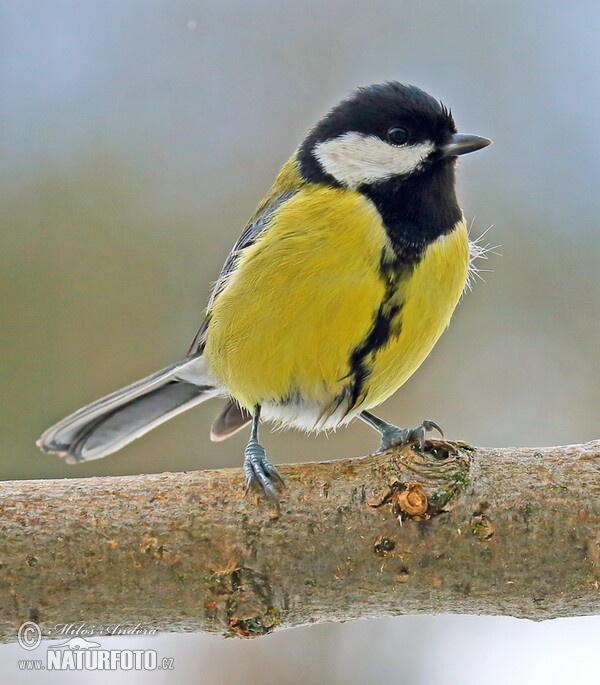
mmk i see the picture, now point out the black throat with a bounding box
[360,161,462,263]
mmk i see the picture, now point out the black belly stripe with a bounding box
[346,163,462,409]
[346,252,413,410]
[347,304,402,408]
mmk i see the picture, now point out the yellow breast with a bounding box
[362,219,470,409]
[204,186,388,409]
[204,185,470,420]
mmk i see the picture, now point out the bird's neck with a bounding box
[361,162,462,263]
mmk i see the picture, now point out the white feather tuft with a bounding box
[466,221,501,292]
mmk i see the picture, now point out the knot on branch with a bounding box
[206,566,281,638]
[367,440,473,523]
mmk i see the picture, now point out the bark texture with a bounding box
[0,439,599,643]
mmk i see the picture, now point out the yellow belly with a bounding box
[204,185,469,420]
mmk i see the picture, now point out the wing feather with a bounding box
[187,189,299,356]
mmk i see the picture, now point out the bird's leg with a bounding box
[243,405,284,501]
[359,410,444,452]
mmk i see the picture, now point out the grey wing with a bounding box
[187,190,298,356]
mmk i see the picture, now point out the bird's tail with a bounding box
[37,356,220,463]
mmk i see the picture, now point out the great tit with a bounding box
[38,82,491,501]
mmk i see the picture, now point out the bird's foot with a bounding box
[377,419,444,453]
[243,440,285,502]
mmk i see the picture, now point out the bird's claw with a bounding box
[378,419,444,452]
[406,419,444,451]
[243,440,284,502]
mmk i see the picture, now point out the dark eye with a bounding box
[387,126,409,145]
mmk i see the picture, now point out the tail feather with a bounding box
[37,356,219,463]
[210,400,252,442]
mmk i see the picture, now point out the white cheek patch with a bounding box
[314,131,434,188]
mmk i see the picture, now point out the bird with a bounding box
[38,82,491,501]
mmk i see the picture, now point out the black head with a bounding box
[298,82,490,189]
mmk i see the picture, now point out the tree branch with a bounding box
[1,439,599,642]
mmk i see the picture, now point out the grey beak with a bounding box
[439,133,492,158]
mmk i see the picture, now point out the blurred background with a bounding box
[1,0,599,682]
